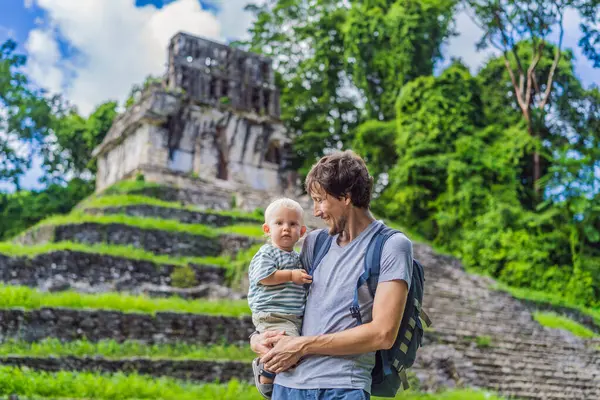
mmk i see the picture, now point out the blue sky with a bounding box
[0,0,598,192]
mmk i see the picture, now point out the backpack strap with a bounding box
[349,224,398,324]
[305,229,333,290]
[350,224,400,378]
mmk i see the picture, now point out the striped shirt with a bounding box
[247,243,307,316]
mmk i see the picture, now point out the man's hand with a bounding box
[250,330,285,356]
[291,269,312,285]
[261,335,308,373]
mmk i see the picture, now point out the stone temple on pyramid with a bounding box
[92,32,295,198]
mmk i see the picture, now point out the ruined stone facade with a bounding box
[92,32,290,193]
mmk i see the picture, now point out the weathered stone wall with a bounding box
[0,356,253,383]
[0,308,254,344]
[167,32,279,119]
[94,88,289,194]
[0,251,226,292]
[15,223,261,258]
[84,205,261,227]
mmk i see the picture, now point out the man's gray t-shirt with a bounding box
[275,220,413,393]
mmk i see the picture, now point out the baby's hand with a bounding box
[291,269,312,285]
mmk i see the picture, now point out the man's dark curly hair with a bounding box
[305,150,374,209]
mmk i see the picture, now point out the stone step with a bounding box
[425,300,533,320]
[14,223,261,258]
[427,331,596,354]
[84,205,261,227]
[429,323,573,340]
[470,363,600,384]
[0,355,252,383]
[425,282,515,301]
[0,308,253,345]
[462,348,600,369]
[463,350,600,375]
[0,251,227,294]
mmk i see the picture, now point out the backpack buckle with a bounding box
[349,305,362,324]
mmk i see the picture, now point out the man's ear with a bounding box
[300,225,307,237]
[262,223,270,235]
[343,194,351,206]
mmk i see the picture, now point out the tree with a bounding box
[351,119,397,189]
[381,62,487,235]
[0,39,57,190]
[42,101,118,182]
[244,0,457,173]
[344,0,456,119]
[0,178,93,240]
[464,0,600,198]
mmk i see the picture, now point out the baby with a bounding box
[247,197,312,399]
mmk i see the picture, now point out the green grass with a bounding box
[80,194,264,221]
[34,213,217,237]
[0,241,231,268]
[0,285,250,316]
[0,365,507,400]
[495,282,600,330]
[533,311,598,338]
[100,180,162,196]
[25,212,265,239]
[0,366,254,400]
[219,224,265,238]
[475,335,492,348]
[0,338,255,361]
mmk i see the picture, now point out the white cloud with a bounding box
[218,0,259,41]
[24,28,64,94]
[26,0,222,115]
[439,9,499,74]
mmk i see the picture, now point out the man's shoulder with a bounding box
[303,228,328,248]
[383,229,412,252]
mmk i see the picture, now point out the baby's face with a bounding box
[263,207,306,251]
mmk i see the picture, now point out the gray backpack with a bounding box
[308,224,431,396]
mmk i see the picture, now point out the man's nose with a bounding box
[313,204,321,217]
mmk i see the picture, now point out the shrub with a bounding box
[170,265,198,288]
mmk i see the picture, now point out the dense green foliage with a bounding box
[376,59,600,306]
[0,179,93,240]
[244,0,457,174]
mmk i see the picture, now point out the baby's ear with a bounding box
[262,223,270,235]
[300,225,307,236]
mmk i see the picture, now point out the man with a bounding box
[251,150,413,400]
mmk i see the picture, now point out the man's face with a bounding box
[310,186,349,235]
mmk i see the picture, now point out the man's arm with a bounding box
[261,279,408,372]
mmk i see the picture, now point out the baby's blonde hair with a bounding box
[264,198,304,224]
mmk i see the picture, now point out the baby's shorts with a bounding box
[252,311,303,336]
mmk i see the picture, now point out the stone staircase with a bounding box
[411,242,600,400]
